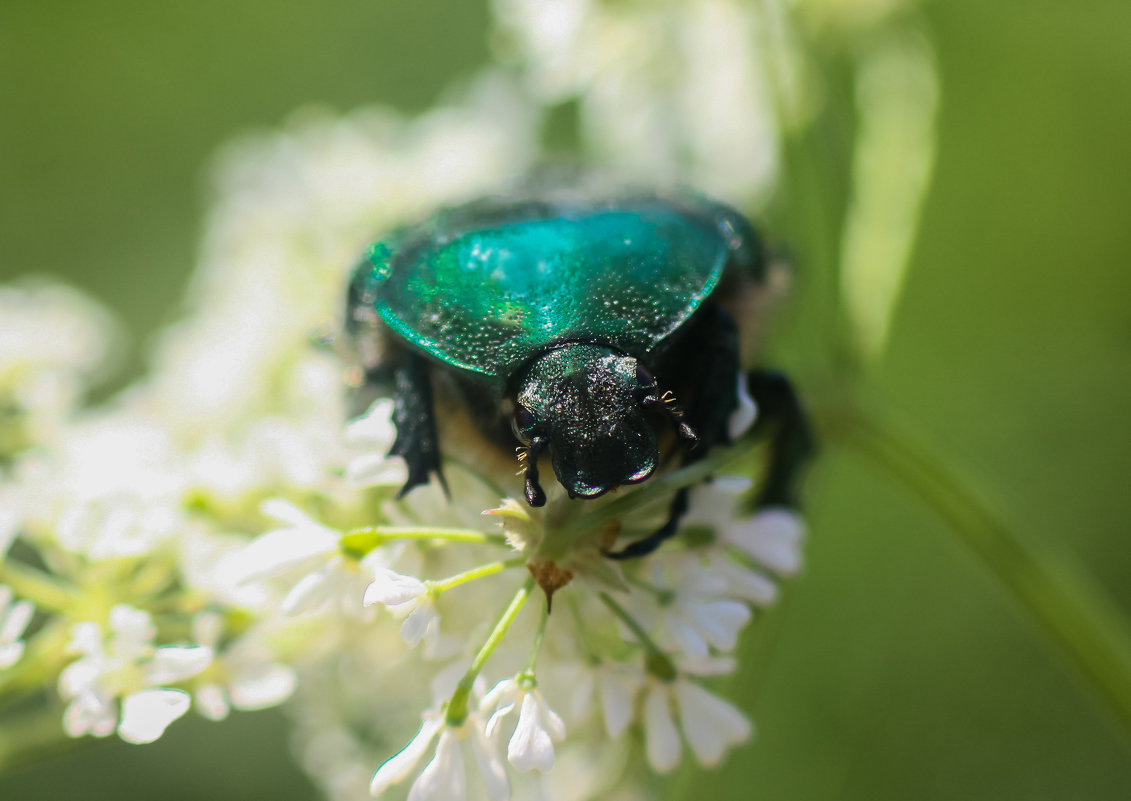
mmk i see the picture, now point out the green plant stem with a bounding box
[0,560,76,612]
[340,525,509,557]
[522,597,550,676]
[427,556,527,595]
[844,412,1131,741]
[599,592,675,681]
[446,575,536,726]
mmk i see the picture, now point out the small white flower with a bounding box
[190,612,297,721]
[728,373,758,438]
[363,566,439,650]
[565,663,640,739]
[118,688,193,744]
[482,677,566,772]
[630,555,752,659]
[0,585,35,669]
[345,398,407,488]
[724,507,805,576]
[683,481,806,577]
[642,677,752,773]
[370,712,509,801]
[227,499,371,616]
[57,604,212,743]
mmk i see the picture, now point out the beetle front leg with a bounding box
[605,307,740,560]
[389,352,448,498]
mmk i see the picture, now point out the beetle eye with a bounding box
[635,363,656,388]
[512,403,537,443]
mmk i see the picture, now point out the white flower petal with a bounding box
[542,702,566,743]
[118,689,191,744]
[486,701,517,740]
[0,642,26,669]
[400,602,438,649]
[63,691,117,738]
[370,717,444,796]
[480,678,520,715]
[346,399,396,445]
[669,619,709,660]
[281,563,340,615]
[229,663,297,710]
[346,452,408,489]
[729,508,805,575]
[470,723,511,801]
[599,671,635,738]
[364,567,427,607]
[508,692,556,772]
[711,557,779,606]
[260,498,323,529]
[408,729,466,801]
[686,600,751,652]
[194,683,230,721]
[146,645,213,684]
[66,621,103,657]
[108,604,155,649]
[728,374,758,438]
[227,527,337,585]
[674,681,752,766]
[643,685,681,774]
[0,598,34,644]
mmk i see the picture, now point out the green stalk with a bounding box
[427,556,526,595]
[521,597,550,678]
[845,413,1131,741]
[599,592,676,682]
[0,560,77,612]
[340,525,509,558]
[446,575,536,726]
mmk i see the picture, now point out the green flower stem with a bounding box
[340,525,509,558]
[446,575,536,726]
[0,559,77,612]
[427,556,527,596]
[522,597,550,676]
[0,620,70,698]
[845,412,1131,740]
[599,592,676,682]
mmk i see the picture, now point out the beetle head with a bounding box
[512,344,665,506]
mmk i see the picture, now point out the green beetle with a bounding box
[347,191,812,558]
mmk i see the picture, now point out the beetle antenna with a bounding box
[643,393,699,450]
[523,436,548,507]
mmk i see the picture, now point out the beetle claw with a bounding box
[525,476,547,507]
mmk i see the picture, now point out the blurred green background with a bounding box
[2,1,1130,799]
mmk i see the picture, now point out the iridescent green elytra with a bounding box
[347,192,782,555]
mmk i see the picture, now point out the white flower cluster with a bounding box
[491,0,786,207]
[0,1,829,797]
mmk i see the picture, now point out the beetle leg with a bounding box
[389,352,448,499]
[744,369,816,510]
[604,370,814,561]
[522,436,549,507]
[605,307,742,559]
[603,487,690,560]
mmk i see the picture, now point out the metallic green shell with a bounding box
[352,196,755,386]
